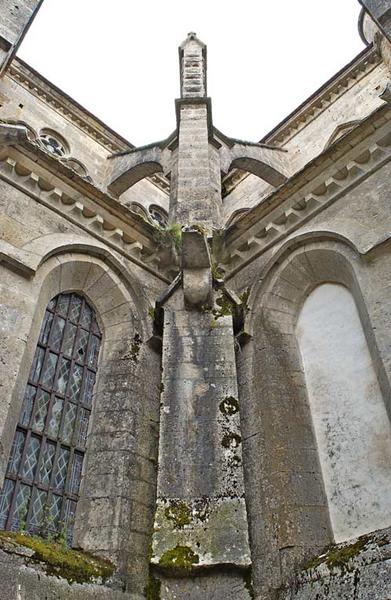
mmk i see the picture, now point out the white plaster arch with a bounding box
[238,234,391,594]
[297,282,391,541]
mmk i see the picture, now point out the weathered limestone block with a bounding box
[278,526,391,600]
[151,285,251,597]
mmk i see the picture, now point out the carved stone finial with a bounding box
[179,31,207,98]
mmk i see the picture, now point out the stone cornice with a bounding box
[223,104,391,279]
[222,46,382,197]
[0,143,171,283]
[7,58,170,195]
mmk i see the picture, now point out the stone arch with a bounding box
[0,249,161,594]
[237,236,391,598]
[230,156,287,187]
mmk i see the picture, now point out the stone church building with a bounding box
[0,1,391,598]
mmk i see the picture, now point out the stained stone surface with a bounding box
[278,527,391,600]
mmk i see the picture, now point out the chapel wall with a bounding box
[222,57,388,221]
[0,65,170,215]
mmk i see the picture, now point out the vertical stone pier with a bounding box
[151,33,251,599]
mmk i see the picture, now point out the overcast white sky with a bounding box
[18,0,365,146]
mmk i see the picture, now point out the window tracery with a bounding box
[149,204,168,228]
[39,129,69,158]
[0,293,101,543]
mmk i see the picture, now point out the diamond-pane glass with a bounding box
[64,499,77,544]
[69,453,83,494]
[81,370,95,406]
[62,403,77,444]
[87,335,100,368]
[39,311,54,345]
[29,488,47,529]
[30,347,45,383]
[77,408,90,447]
[75,328,89,361]
[50,316,66,352]
[20,385,36,427]
[11,484,32,531]
[47,397,63,438]
[48,494,62,531]
[69,296,82,323]
[7,430,25,475]
[55,358,71,395]
[0,479,15,528]
[0,293,101,543]
[21,436,40,481]
[69,364,83,401]
[62,322,77,357]
[53,448,70,491]
[31,390,50,433]
[41,353,58,389]
[38,442,56,485]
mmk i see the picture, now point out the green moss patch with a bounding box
[212,293,233,320]
[221,432,242,448]
[0,531,114,585]
[164,501,191,529]
[219,396,239,416]
[159,545,199,571]
[304,534,370,572]
[145,572,161,600]
[153,223,182,251]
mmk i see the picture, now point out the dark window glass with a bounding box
[0,293,101,542]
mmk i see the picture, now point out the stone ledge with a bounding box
[278,526,391,599]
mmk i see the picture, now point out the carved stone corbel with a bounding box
[181,227,212,308]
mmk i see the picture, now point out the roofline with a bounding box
[259,44,372,144]
[12,56,135,151]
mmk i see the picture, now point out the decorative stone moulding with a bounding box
[0,149,170,283]
[222,47,381,196]
[7,60,170,195]
[223,107,391,278]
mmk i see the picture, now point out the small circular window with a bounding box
[39,129,69,158]
[149,205,168,228]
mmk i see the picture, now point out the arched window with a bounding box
[39,129,69,158]
[149,204,168,228]
[0,293,101,543]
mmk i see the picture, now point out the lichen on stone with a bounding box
[164,500,192,529]
[221,432,242,448]
[129,333,142,362]
[219,396,239,416]
[0,531,115,584]
[159,545,199,571]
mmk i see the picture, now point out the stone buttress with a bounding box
[150,33,252,599]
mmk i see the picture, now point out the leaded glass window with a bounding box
[0,293,101,543]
